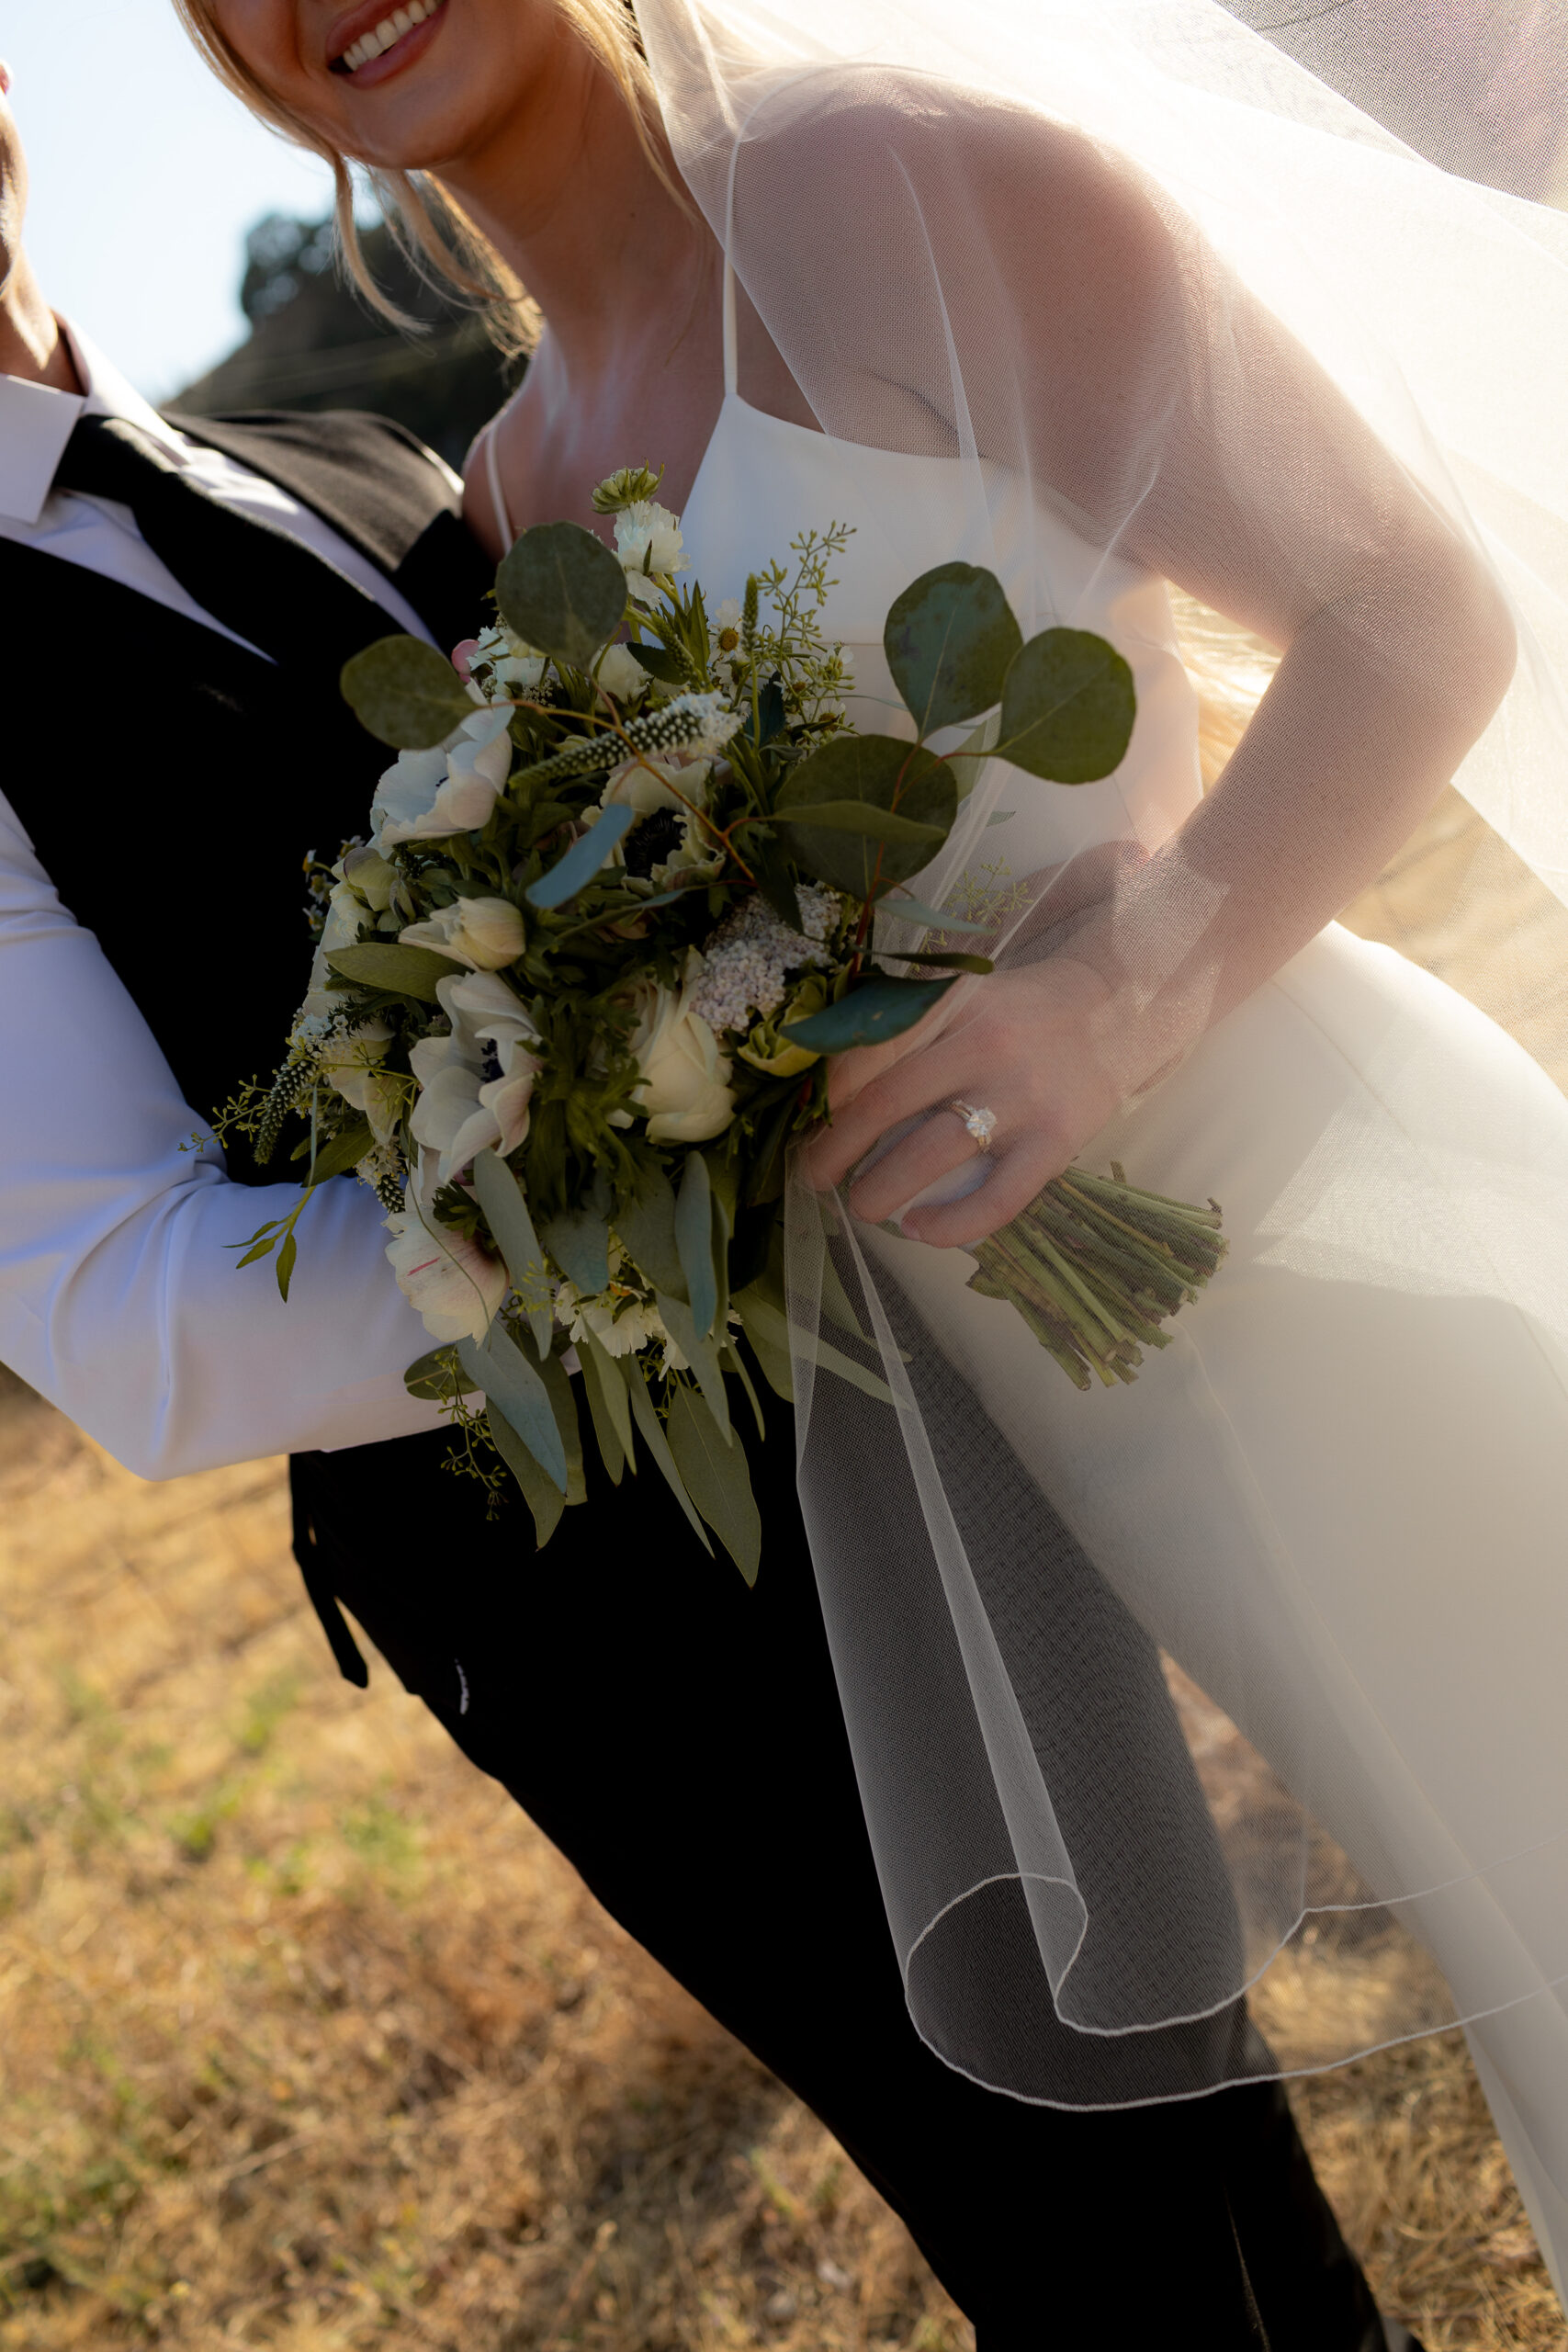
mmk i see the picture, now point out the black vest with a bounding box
[2,407,491,1182]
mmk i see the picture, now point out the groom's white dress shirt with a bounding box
[0,322,444,1475]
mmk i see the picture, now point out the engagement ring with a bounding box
[947,1099,997,1153]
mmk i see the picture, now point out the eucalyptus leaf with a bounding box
[668,1385,761,1585]
[487,1403,567,1548]
[305,1117,373,1187]
[526,803,636,910]
[888,949,995,973]
[539,1200,612,1295]
[785,975,955,1054]
[656,1294,730,1442]
[675,1153,716,1341]
[732,1294,794,1402]
[884,562,1022,736]
[997,627,1136,784]
[949,710,1002,802]
[581,1326,636,1471]
[625,1367,712,1553]
[404,1346,479,1403]
[614,1164,686,1301]
[537,1349,588,1505]
[774,735,955,899]
[734,1289,897,1408]
[496,520,628,673]
[719,1340,767,1440]
[341,635,474,750]
[457,1327,567,1494]
[326,942,464,1004]
[579,1333,627,1485]
[472,1148,553,1357]
[766,800,948,845]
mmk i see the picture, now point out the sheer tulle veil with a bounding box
[631,0,1568,2105]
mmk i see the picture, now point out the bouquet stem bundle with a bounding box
[969,1164,1226,1390]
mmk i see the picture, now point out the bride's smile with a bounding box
[328,0,449,85]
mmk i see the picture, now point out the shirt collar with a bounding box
[0,316,185,528]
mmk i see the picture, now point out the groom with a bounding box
[0,65,1417,2351]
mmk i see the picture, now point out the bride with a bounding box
[166,0,1568,2332]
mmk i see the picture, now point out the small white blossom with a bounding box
[688,886,840,1035]
[615,500,687,607]
[468,621,548,699]
[593,640,652,701]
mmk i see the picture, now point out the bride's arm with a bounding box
[806,106,1517,1240]
[0,798,443,1477]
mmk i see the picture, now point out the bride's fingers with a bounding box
[902,1137,1064,1249]
[845,1102,991,1225]
[804,1026,989,1189]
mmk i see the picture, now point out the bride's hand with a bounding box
[800,951,1128,1247]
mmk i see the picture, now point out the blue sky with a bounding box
[5,0,340,398]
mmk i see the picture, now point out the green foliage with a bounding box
[496,520,628,672]
[774,735,955,899]
[667,1385,761,1584]
[885,561,1022,736]
[457,1328,567,1494]
[996,627,1136,783]
[786,974,955,1052]
[472,1149,553,1357]
[325,942,463,1003]
[341,635,474,749]
[526,803,636,909]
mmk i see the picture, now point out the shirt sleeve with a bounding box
[0,791,445,1477]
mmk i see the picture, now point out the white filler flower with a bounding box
[614,500,687,607]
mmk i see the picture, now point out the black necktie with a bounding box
[54,413,396,669]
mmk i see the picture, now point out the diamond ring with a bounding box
[947,1099,998,1153]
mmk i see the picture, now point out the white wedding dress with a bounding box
[678,288,1568,2292]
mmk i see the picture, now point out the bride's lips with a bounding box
[326,0,449,85]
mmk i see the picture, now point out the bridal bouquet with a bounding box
[220,465,1224,1575]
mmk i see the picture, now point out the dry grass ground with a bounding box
[4,786,1568,2349]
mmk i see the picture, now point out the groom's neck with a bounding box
[0,250,81,393]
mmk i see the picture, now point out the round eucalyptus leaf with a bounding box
[341,636,474,750]
[496,521,629,673]
[785,974,956,1054]
[884,563,1022,737]
[998,628,1136,784]
[774,734,955,899]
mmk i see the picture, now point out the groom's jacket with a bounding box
[1,404,491,1180]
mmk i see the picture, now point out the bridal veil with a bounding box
[626,0,1568,2110]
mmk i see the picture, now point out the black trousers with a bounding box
[292,1409,1398,2351]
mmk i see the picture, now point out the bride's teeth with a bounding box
[342,0,435,73]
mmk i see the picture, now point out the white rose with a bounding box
[625,954,735,1145]
[594,640,652,701]
[399,894,526,971]
[614,500,687,607]
[385,1202,507,1345]
[408,969,542,1183]
[372,707,513,848]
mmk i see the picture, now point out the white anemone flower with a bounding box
[409,969,543,1184]
[399,895,526,972]
[384,1202,507,1345]
[372,706,513,848]
[614,500,687,607]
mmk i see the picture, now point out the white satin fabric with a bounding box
[682,337,1568,2287]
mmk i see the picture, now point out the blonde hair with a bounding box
[172,0,680,355]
